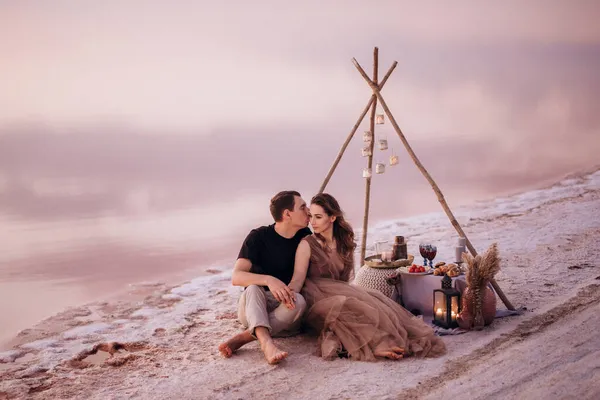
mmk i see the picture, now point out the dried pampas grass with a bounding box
[461,243,501,330]
[463,243,501,288]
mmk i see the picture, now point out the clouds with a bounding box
[0,1,599,229]
[1,1,600,130]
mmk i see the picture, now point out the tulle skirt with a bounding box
[301,277,447,361]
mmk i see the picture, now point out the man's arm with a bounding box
[231,258,271,287]
[231,258,294,305]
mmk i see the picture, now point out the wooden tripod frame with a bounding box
[318,47,515,311]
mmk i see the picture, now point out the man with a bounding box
[218,190,312,364]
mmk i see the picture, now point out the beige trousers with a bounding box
[238,285,307,338]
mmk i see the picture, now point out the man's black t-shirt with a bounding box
[237,224,312,289]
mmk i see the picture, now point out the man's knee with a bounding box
[293,293,307,316]
[238,285,268,327]
[245,285,265,296]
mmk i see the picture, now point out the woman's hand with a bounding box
[267,276,295,307]
[283,291,298,310]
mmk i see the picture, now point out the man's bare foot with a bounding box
[218,330,255,358]
[261,340,288,365]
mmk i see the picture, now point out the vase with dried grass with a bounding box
[457,243,500,330]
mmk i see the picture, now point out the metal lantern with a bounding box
[361,146,372,157]
[376,113,385,124]
[378,138,388,151]
[362,167,372,178]
[375,162,385,174]
[363,130,373,143]
[389,154,399,166]
[432,274,461,329]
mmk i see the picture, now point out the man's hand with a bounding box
[267,277,295,308]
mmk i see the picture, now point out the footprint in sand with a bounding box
[69,342,146,368]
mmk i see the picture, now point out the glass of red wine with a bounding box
[419,243,437,267]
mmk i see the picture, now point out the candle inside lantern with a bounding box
[451,296,460,322]
[435,308,444,319]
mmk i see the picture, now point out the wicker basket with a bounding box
[363,254,414,269]
[353,266,396,298]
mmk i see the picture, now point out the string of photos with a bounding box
[361,112,399,178]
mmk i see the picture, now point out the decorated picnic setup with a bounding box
[318,47,517,331]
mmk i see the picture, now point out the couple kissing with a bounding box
[218,190,446,365]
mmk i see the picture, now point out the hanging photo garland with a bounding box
[378,138,388,151]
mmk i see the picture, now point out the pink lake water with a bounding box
[1,129,596,348]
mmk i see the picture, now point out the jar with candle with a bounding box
[389,154,399,166]
[376,114,385,124]
[361,146,372,157]
[375,162,385,174]
[363,130,373,143]
[455,246,466,264]
[455,237,467,263]
[392,236,408,260]
[362,167,372,178]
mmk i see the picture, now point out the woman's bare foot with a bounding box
[218,330,255,358]
[261,340,288,365]
[375,346,404,360]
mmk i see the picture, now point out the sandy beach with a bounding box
[1,169,599,400]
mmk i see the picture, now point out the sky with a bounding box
[1,0,600,233]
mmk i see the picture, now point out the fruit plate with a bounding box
[396,266,434,275]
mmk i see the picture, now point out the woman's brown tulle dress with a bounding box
[300,235,446,361]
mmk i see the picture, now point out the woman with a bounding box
[288,193,446,361]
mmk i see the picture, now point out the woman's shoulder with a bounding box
[296,235,314,256]
[303,235,332,253]
[303,233,323,242]
[302,234,325,249]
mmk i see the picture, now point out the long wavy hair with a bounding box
[311,193,356,268]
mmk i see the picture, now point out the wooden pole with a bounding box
[352,57,516,311]
[318,61,398,193]
[359,47,379,266]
